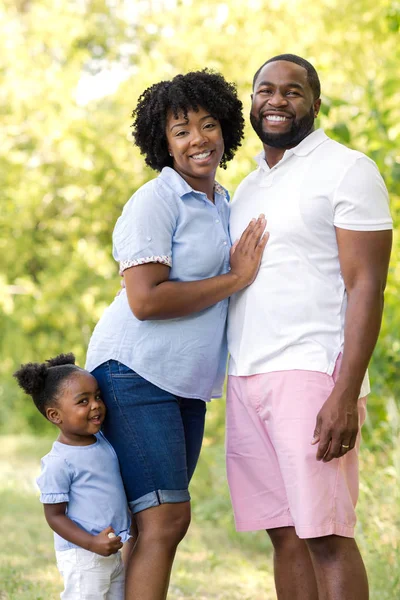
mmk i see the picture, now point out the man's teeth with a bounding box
[192,151,211,160]
[265,115,288,122]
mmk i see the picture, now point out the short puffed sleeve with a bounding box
[333,156,392,231]
[112,180,179,273]
[36,455,73,504]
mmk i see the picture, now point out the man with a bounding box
[226,54,392,600]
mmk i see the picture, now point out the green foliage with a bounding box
[0,0,399,438]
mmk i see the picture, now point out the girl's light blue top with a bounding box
[85,167,231,401]
[36,432,131,551]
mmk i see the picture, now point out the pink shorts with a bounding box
[226,362,367,539]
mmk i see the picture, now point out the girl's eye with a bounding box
[175,130,187,137]
[204,122,216,129]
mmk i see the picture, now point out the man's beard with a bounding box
[250,106,315,148]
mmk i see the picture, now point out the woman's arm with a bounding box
[44,503,123,556]
[125,215,268,321]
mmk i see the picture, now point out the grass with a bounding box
[0,429,398,599]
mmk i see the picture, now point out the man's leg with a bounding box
[306,535,368,600]
[226,371,367,600]
[226,375,305,598]
[267,527,318,600]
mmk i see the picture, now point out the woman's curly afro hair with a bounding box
[131,69,245,172]
[13,353,80,418]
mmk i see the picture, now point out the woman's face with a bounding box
[165,106,224,186]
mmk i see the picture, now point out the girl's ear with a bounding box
[46,406,62,425]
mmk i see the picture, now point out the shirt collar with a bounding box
[159,166,228,200]
[254,128,328,169]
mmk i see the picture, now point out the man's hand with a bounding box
[311,390,359,462]
[89,526,123,556]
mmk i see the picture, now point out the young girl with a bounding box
[14,353,131,599]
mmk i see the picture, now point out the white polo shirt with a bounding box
[228,129,392,395]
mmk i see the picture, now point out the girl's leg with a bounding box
[107,552,125,600]
[121,515,137,567]
[58,548,117,599]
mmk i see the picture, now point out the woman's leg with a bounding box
[92,362,205,600]
[179,398,207,482]
[124,400,206,599]
[125,502,191,600]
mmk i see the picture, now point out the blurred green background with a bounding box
[0,0,399,598]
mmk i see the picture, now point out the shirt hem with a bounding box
[88,357,213,402]
[228,361,337,378]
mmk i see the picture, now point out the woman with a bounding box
[86,69,268,599]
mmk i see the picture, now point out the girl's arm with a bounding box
[124,215,268,321]
[44,503,123,556]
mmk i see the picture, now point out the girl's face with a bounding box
[47,371,105,446]
[166,106,224,188]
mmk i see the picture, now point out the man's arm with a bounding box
[313,228,392,462]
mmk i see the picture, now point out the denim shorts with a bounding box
[92,360,206,514]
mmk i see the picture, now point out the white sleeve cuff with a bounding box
[40,492,69,504]
[120,255,172,272]
[334,220,393,231]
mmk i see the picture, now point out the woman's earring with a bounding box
[169,152,173,157]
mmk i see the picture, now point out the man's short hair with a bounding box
[253,54,321,100]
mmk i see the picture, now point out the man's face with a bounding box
[250,60,321,148]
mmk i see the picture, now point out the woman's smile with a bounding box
[166,106,224,196]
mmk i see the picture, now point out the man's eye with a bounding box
[259,88,272,94]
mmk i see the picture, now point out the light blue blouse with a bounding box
[85,167,231,401]
[36,433,131,551]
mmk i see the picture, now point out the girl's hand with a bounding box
[90,526,123,556]
[230,215,269,288]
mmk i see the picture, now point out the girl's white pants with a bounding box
[56,547,124,599]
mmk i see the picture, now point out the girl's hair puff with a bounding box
[13,353,80,418]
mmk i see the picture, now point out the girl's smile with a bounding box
[50,371,105,446]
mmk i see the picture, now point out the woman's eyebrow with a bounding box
[169,120,189,131]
